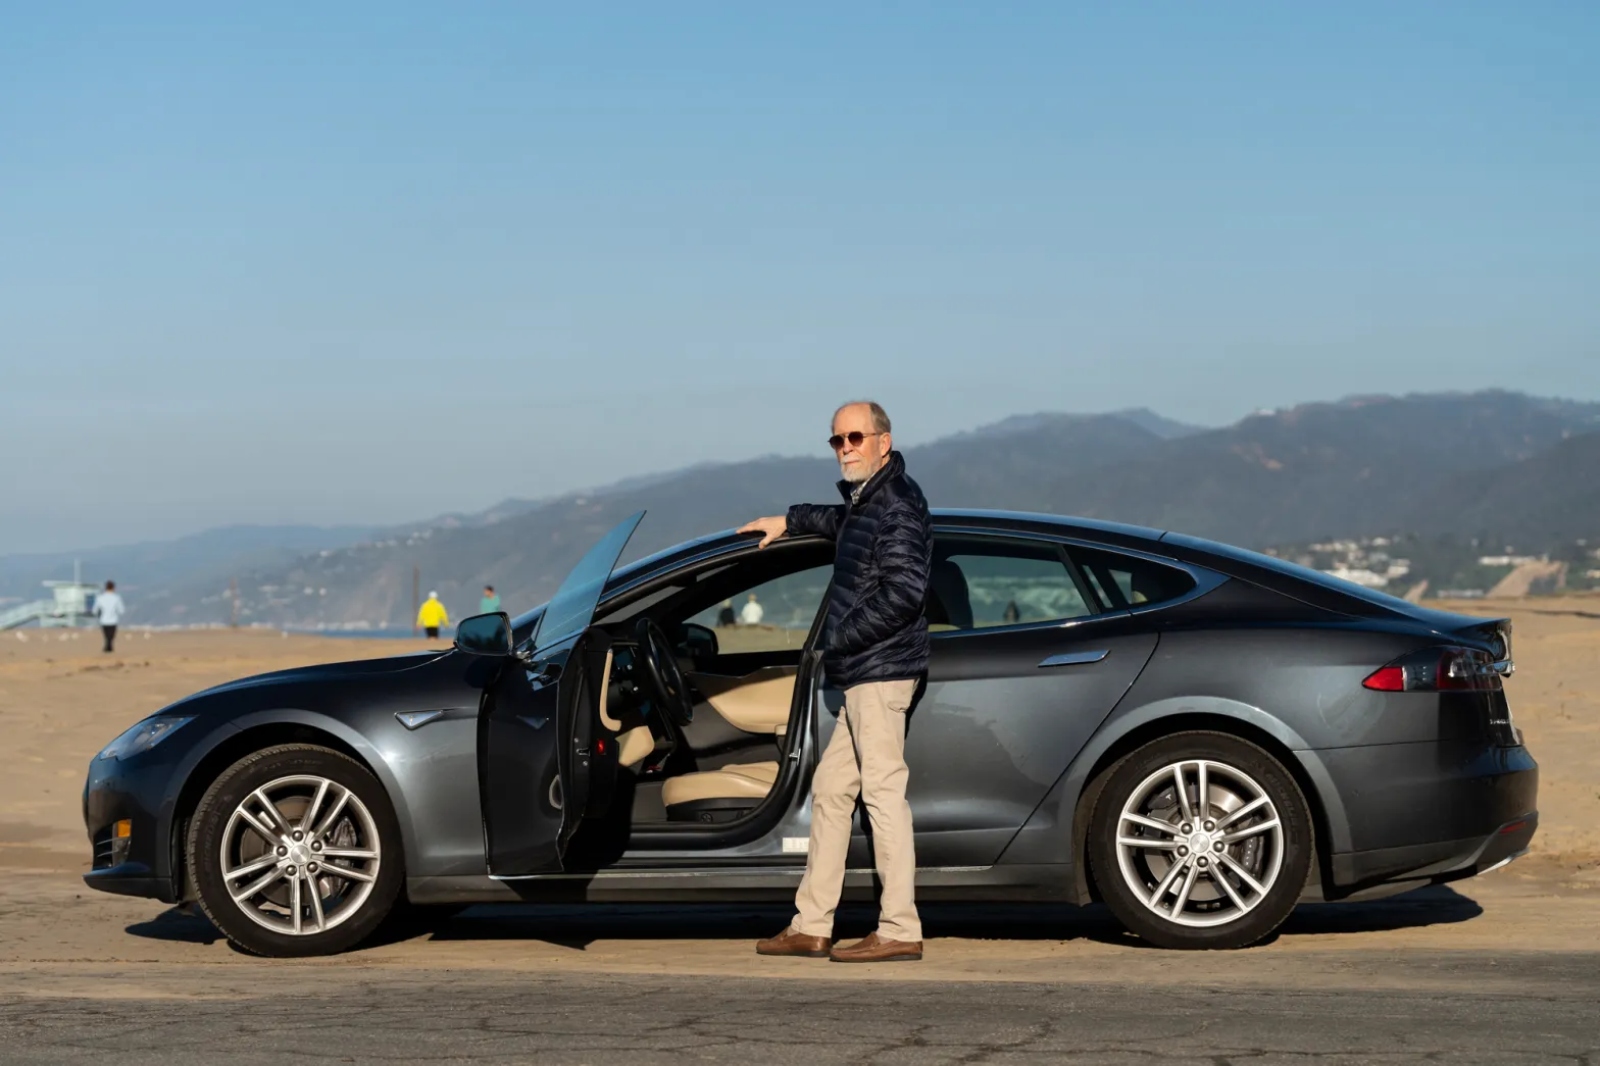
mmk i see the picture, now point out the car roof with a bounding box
[568,510,1481,634]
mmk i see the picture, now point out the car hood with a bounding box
[159,650,456,717]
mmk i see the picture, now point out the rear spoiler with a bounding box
[1453,617,1514,677]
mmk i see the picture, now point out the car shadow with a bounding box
[1278,884,1484,937]
[124,905,224,946]
[124,884,1484,954]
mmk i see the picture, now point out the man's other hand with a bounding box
[738,516,788,549]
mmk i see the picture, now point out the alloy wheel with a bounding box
[218,774,382,936]
[1113,758,1285,928]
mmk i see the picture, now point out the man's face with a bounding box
[831,404,891,484]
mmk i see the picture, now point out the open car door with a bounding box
[478,512,643,877]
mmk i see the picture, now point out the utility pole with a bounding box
[230,577,239,628]
[412,565,420,636]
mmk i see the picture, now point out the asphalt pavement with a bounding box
[3,877,1599,1065]
[3,949,1598,1065]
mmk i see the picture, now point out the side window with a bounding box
[685,564,833,653]
[1069,546,1196,610]
[928,536,1094,630]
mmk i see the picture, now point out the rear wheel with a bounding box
[1089,731,1312,949]
[188,744,403,957]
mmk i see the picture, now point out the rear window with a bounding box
[1069,546,1196,611]
[1160,532,1417,614]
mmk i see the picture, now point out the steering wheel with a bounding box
[634,618,696,727]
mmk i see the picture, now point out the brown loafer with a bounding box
[829,932,923,963]
[756,927,832,958]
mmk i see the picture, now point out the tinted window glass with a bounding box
[1160,531,1419,613]
[534,512,644,651]
[929,537,1094,630]
[686,564,833,653]
[1069,546,1195,610]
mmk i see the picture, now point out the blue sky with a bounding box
[2,3,1597,553]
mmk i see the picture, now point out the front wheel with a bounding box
[188,744,404,957]
[1089,731,1312,949]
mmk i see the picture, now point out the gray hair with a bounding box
[835,400,892,435]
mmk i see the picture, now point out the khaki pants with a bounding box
[792,678,922,943]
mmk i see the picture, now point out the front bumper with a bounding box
[82,756,179,903]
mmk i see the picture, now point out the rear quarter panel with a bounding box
[998,624,1441,866]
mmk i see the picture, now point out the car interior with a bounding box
[579,540,834,833]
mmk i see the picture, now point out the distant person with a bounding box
[716,600,737,627]
[739,593,765,625]
[1002,600,1021,624]
[417,591,449,639]
[479,585,501,614]
[92,581,125,653]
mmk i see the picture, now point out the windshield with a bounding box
[529,512,645,652]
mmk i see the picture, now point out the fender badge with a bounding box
[395,710,445,731]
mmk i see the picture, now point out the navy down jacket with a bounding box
[786,451,933,688]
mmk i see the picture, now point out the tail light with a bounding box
[1363,646,1503,693]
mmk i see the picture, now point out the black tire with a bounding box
[1089,731,1312,950]
[188,744,404,957]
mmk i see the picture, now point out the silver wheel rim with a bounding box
[219,774,381,936]
[1114,758,1284,929]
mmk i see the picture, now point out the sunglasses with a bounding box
[828,431,880,452]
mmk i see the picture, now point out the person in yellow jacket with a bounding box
[417,591,450,639]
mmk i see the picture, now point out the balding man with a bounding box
[739,400,932,963]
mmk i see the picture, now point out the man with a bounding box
[92,580,126,653]
[479,585,501,614]
[416,591,449,639]
[739,400,932,963]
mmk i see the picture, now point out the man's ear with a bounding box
[880,433,893,457]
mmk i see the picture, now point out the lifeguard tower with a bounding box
[0,563,100,630]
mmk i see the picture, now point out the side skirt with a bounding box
[408,862,1073,905]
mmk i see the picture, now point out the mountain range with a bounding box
[6,391,1599,627]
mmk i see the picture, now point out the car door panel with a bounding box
[477,512,641,877]
[835,621,1159,869]
[480,630,616,876]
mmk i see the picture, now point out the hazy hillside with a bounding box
[1409,430,1600,546]
[1026,392,1600,546]
[22,391,1600,628]
[0,524,375,606]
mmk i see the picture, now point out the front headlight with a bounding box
[97,717,194,761]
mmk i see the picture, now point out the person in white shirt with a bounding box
[92,581,126,653]
[739,593,765,626]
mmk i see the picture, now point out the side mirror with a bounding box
[454,612,513,657]
[679,621,719,661]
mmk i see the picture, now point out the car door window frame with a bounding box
[926,528,1103,638]
[929,524,1227,630]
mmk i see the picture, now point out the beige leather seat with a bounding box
[659,665,795,812]
[661,761,780,807]
[599,648,656,769]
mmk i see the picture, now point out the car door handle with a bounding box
[1039,649,1109,668]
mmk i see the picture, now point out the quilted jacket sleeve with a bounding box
[786,502,845,539]
[827,500,931,657]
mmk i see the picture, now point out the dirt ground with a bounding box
[1,601,1597,991]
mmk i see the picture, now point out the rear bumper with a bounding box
[1312,741,1538,897]
[1326,813,1536,898]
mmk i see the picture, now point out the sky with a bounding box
[2,3,1597,554]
